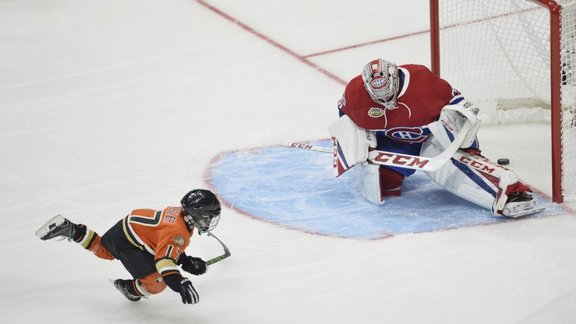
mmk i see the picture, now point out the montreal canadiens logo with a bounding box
[370,77,388,89]
[384,127,430,143]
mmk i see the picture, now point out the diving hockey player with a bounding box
[35,189,222,304]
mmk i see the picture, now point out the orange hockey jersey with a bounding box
[121,207,193,278]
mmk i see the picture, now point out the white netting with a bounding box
[436,0,576,199]
[560,2,576,197]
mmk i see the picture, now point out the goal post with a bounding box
[430,0,576,203]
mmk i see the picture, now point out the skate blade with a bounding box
[504,207,546,219]
[35,214,65,240]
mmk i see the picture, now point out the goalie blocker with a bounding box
[329,114,377,176]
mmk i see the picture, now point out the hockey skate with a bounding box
[113,279,142,302]
[501,192,544,218]
[35,215,77,241]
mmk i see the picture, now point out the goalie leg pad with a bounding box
[360,163,404,205]
[360,163,385,205]
[423,139,542,217]
[422,137,497,210]
[453,149,540,217]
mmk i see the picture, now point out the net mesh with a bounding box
[437,0,576,199]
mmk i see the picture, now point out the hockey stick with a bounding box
[205,232,231,265]
[285,121,471,172]
[284,141,332,153]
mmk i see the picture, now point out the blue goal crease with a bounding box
[207,140,566,240]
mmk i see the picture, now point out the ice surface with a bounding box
[209,140,565,239]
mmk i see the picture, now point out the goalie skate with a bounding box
[35,215,76,241]
[501,192,545,218]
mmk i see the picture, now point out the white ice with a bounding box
[2,0,576,323]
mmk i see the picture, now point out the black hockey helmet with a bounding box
[181,189,221,234]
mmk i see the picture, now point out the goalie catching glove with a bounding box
[329,114,377,176]
[438,97,481,149]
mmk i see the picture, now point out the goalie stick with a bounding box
[205,232,231,265]
[284,141,332,153]
[284,120,471,172]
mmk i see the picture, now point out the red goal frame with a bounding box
[429,0,564,203]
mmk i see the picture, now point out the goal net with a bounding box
[430,0,576,202]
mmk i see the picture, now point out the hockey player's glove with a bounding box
[179,255,207,276]
[178,277,199,304]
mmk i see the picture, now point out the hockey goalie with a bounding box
[329,58,542,218]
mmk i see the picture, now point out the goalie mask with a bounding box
[181,189,221,234]
[361,58,399,110]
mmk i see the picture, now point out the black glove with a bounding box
[178,277,199,304]
[180,255,207,276]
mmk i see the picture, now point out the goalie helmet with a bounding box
[181,189,221,234]
[361,58,399,110]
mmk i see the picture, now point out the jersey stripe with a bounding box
[129,210,162,226]
[122,217,144,250]
[165,245,173,258]
[122,216,155,254]
[155,257,180,275]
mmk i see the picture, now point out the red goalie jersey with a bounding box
[339,64,457,133]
